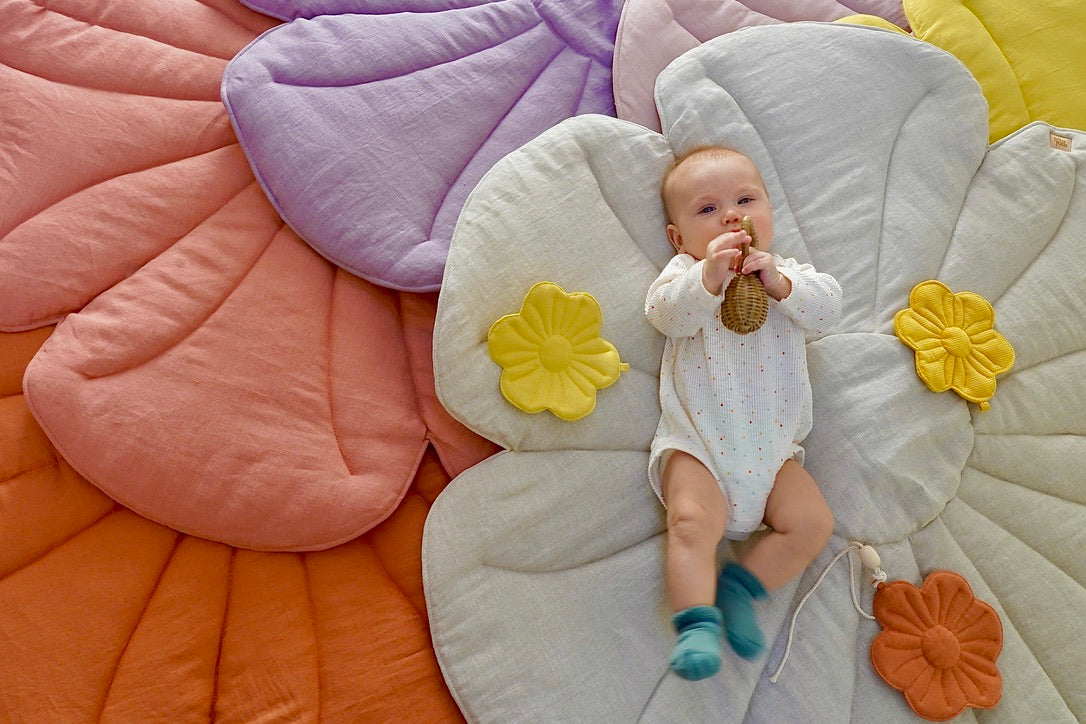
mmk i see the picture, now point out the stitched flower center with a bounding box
[941,326,972,358]
[539,335,573,372]
[921,625,961,669]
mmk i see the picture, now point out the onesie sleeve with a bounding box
[645,254,728,339]
[774,256,842,338]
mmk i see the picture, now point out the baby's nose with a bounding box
[722,209,741,225]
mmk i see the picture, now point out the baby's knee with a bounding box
[777,497,833,557]
[667,499,726,546]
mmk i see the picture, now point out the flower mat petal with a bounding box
[3,330,461,720]
[905,0,1086,143]
[0,0,277,332]
[5,0,495,554]
[221,0,623,292]
[612,0,909,131]
[427,23,1086,722]
[22,192,495,551]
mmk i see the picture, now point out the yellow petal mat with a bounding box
[894,280,1014,411]
[910,0,1086,143]
[487,282,629,421]
[848,1,1086,143]
[836,15,911,34]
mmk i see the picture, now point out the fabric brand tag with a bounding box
[1049,132,1072,152]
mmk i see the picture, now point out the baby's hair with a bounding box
[660,145,763,224]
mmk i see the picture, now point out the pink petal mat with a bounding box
[4,0,496,551]
[23,190,495,550]
[0,0,277,332]
[612,0,908,131]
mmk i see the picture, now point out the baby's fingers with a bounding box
[740,251,773,275]
[708,245,740,262]
[709,231,751,252]
[717,248,743,271]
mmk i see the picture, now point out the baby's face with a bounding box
[663,152,773,260]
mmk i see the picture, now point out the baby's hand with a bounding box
[741,249,791,300]
[701,231,749,295]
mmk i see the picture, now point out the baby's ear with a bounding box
[666,225,682,252]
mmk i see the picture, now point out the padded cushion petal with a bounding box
[0,0,277,332]
[906,0,1086,143]
[8,0,496,551]
[239,0,490,21]
[1,333,461,720]
[428,23,1086,722]
[239,0,354,20]
[612,0,908,131]
[221,0,623,292]
[19,188,497,552]
[26,202,434,551]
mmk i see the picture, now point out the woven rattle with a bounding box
[719,216,769,334]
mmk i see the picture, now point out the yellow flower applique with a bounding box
[488,282,629,421]
[894,280,1015,411]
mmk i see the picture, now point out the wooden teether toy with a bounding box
[719,216,769,334]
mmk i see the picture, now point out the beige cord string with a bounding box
[769,541,887,683]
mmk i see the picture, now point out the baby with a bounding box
[646,146,842,680]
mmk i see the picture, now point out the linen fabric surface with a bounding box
[427,23,1086,723]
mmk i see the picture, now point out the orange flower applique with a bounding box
[870,570,1003,721]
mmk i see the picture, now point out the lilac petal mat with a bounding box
[239,0,498,21]
[223,0,623,292]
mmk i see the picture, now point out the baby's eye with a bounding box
[738,196,754,205]
[697,205,716,214]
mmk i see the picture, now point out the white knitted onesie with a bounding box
[646,253,841,539]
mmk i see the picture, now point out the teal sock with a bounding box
[716,563,767,660]
[669,605,723,681]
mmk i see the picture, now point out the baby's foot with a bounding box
[669,605,723,680]
[717,563,767,660]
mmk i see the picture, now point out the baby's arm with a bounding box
[773,258,842,336]
[646,256,727,338]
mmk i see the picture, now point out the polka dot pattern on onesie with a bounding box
[645,252,842,539]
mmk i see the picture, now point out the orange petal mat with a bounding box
[2,328,465,721]
[0,1,496,719]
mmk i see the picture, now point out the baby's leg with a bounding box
[662,451,728,680]
[742,459,834,590]
[662,451,728,610]
[717,460,833,659]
